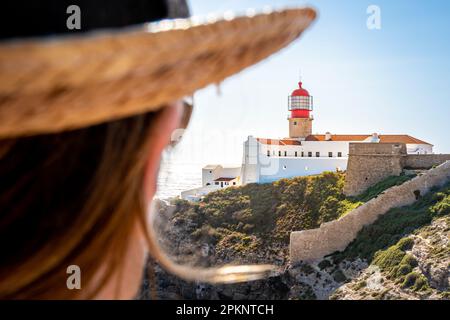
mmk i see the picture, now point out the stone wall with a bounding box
[343,143,406,196]
[404,154,450,169]
[290,160,450,263]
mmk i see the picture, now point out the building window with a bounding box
[295,151,298,157]
[338,152,342,157]
[308,152,312,157]
[328,152,333,157]
[267,150,270,157]
[283,165,287,170]
[206,183,210,186]
[316,152,320,157]
[301,151,304,157]
[225,182,229,185]
[209,171,212,173]
[293,121,297,125]
[279,151,281,157]
[215,182,219,185]
[233,182,236,185]
[284,151,287,156]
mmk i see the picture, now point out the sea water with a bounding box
[156,161,202,200]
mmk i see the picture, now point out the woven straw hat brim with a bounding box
[0,7,316,138]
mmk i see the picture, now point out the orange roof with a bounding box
[214,177,236,182]
[304,134,432,145]
[256,138,301,146]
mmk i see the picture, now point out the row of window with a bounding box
[267,150,343,158]
[214,181,236,186]
[206,181,237,186]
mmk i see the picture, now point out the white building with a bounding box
[181,165,241,201]
[240,80,432,184]
[182,80,433,200]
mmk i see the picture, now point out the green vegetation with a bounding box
[401,272,430,292]
[330,182,450,297]
[353,280,367,291]
[371,238,419,285]
[170,172,349,255]
[168,172,409,258]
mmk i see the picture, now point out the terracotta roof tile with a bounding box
[214,177,236,182]
[256,138,301,146]
[304,134,432,145]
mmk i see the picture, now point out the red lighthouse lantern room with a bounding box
[288,82,313,118]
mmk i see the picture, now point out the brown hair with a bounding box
[0,111,158,299]
[0,101,274,299]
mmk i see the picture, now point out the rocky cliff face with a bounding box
[331,216,449,300]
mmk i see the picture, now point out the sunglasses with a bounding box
[169,96,193,147]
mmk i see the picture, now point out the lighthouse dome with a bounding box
[291,82,310,96]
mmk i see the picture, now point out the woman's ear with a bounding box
[143,100,185,201]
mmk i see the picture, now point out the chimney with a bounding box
[325,132,332,141]
[371,132,379,142]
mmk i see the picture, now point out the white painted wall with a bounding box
[240,137,435,185]
[259,157,348,183]
[202,165,241,186]
[406,143,433,154]
[260,141,350,158]
[202,165,222,186]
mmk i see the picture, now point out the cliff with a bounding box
[138,171,449,300]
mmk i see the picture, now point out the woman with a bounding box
[0,0,316,299]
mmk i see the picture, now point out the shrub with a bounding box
[397,237,414,251]
[353,280,367,290]
[393,264,412,278]
[401,272,419,288]
[412,274,429,292]
[332,270,347,283]
[401,272,429,291]
[401,254,418,268]
[318,259,332,270]
[373,246,406,273]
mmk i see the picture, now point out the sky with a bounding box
[172,0,450,166]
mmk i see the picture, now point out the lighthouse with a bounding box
[288,81,313,139]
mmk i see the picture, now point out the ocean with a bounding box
[156,161,203,200]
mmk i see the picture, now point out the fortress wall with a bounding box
[343,143,405,196]
[343,143,450,197]
[290,160,450,263]
[404,154,450,169]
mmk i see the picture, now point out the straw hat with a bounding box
[0,6,316,138]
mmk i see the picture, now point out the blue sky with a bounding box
[177,0,450,165]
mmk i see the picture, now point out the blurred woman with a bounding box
[0,0,315,299]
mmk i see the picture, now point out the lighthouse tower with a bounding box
[288,81,313,139]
